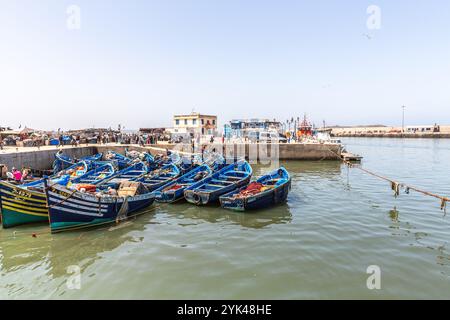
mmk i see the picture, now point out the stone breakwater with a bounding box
[334,133,450,138]
[0,143,342,171]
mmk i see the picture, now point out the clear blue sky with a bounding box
[1,0,449,130]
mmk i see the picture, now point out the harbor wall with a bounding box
[0,143,341,171]
[334,133,450,138]
[0,147,97,171]
[99,143,341,161]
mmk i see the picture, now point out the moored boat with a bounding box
[219,167,291,211]
[133,163,181,191]
[154,164,212,203]
[125,149,154,164]
[0,161,111,228]
[69,163,116,186]
[52,151,102,173]
[104,151,134,169]
[0,182,49,228]
[97,162,148,190]
[153,151,182,168]
[45,182,155,233]
[184,160,252,205]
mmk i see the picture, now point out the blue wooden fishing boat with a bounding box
[45,182,155,233]
[69,163,116,186]
[97,162,148,190]
[18,160,91,189]
[125,149,154,164]
[178,154,202,174]
[52,151,102,172]
[154,164,212,203]
[133,163,181,191]
[184,160,252,205]
[0,161,112,228]
[203,153,226,171]
[153,151,182,168]
[219,167,291,211]
[104,151,134,169]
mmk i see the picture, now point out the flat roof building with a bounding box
[170,112,217,135]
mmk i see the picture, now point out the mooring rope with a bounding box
[323,145,449,212]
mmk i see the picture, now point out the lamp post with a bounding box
[402,105,406,134]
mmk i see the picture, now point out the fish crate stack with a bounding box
[118,181,147,197]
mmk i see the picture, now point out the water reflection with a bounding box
[0,218,147,279]
[278,160,342,178]
[161,202,293,229]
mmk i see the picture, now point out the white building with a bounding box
[168,112,218,136]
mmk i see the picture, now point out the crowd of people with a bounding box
[0,131,171,150]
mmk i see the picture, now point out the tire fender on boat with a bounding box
[193,193,202,205]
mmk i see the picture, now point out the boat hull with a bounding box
[184,176,250,205]
[154,187,186,203]
[153,164,212,203]
[0,181,48,228]
[219,167,291,212]
[46,184,155,233]
[184,161,252,206]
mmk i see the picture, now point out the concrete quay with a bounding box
[0,142,342,171]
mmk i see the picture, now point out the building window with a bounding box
[201,119,204,125]
[175,119,179,125]
[193,119,197,125]
[212,119,216,125]
[184,119,188,125]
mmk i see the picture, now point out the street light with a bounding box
[402,106,406,133]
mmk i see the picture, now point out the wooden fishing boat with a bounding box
[0,161,112,228]
[45,182,155,233]
[125,149,154,164]
[219,167,291,211]
[69,163,116,186]
[0,182,49,228]
[153,151,182,168]
[133,163,181,192]
[184,160,252,205]
[178,154,202,174]
[104,151,134,169]
[154,164,212,203]
[52,151,102,173]
[97,162,148,190]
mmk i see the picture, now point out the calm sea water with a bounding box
[1,138,450,299]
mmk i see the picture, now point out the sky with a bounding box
[1,0,449,130]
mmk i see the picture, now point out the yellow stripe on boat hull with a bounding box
[0,189,47,203]
[1,200,48,213]
[1,205,49,217]
[0,196,47,207]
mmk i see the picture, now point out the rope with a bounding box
[323,145,449,212]
[44,186,78,209]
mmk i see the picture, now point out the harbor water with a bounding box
[1,138,450,299]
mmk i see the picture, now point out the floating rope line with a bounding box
[323,146,449,213]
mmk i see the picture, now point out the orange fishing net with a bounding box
[165,184,183,191]
[234,182,265,198]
